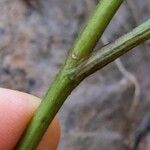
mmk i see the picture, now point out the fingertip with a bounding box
[0,88,40,149]
[0,88,60,150]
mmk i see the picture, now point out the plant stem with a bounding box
[72,19,150,81]
[65,0,123,68]
[17,0,123,149]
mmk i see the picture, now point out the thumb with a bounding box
[0,88,60,150]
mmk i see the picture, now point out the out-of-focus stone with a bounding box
[0,0,150,149]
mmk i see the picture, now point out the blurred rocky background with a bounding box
[0,0,150,149]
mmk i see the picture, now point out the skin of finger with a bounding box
[0,88,60,150]
[38,117,60,150]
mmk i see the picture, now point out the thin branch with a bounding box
[17,18,150,149]
[71,19,150,81]
[125,0,149,59]
[17,0,124,149]
[65,0,123,68]
[102,37,141,149]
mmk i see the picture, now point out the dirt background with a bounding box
[0,0,150,149]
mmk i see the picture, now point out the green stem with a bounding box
[17,0,124,149]
[72,19,150,81]
[65,0,123,68]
